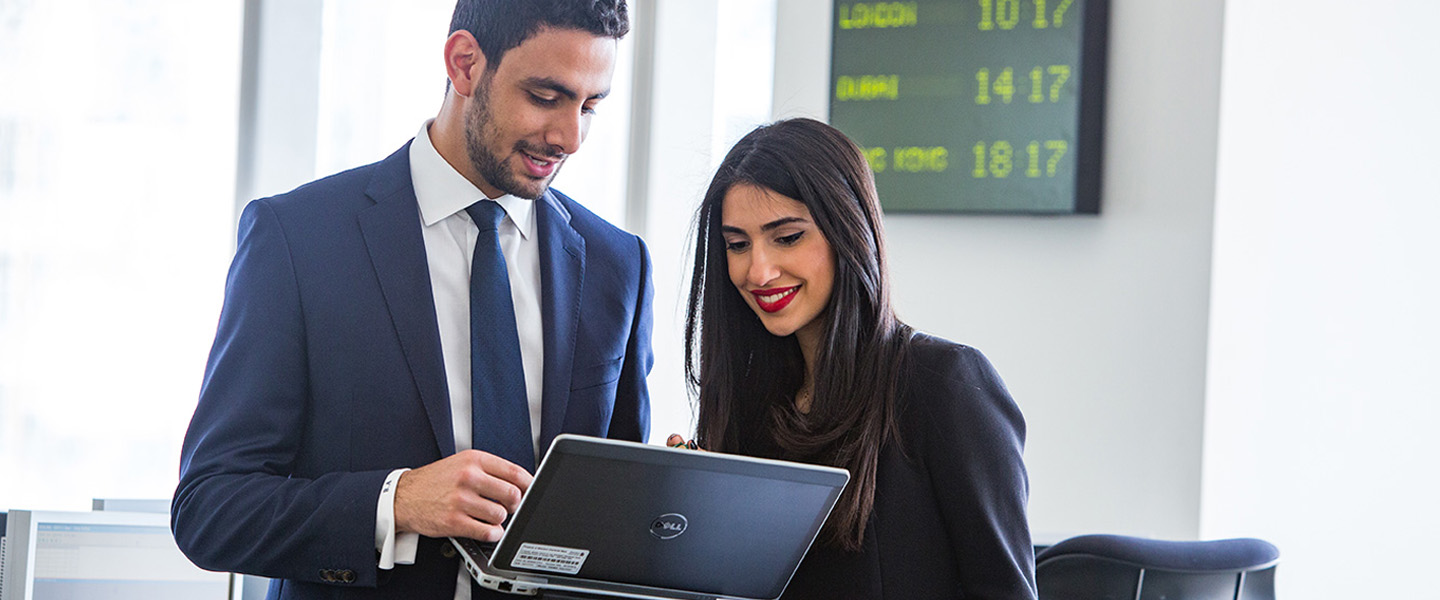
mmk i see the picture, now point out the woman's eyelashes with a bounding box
[725,230,805,253]
[775,230,805,246]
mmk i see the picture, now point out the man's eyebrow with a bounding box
[522,77,610,101]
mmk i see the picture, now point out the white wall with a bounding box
[774,0,1227,540]
[1202,1,1440,598]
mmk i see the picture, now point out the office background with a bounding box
[1,1,1436,599]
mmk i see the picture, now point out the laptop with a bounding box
[451,434,850,600]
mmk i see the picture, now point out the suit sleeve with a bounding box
[606,235,654,442]
[171,200,389,587]
[919,345,1038,600]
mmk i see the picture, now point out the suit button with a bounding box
[340,570,356,584]
[441,544,458,558]
[319,569,334,582]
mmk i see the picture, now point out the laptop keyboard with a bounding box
[455,537,498,559]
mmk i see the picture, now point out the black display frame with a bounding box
[828,0,1110,214]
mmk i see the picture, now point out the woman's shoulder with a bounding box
[900,331,1025,442]
[905,332,1001,385]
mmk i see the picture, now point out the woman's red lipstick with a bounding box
[750,285,800,313]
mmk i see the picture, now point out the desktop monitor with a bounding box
[0,509,231,600]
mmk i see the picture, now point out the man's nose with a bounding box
[544,108,586,156]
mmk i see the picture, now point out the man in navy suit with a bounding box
[172,2,650,598]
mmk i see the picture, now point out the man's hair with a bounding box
[450,0,630,70]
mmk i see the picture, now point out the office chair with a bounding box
[1035,534,1279,600]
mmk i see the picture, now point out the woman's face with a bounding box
[721,184,836,343]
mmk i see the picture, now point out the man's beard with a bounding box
[464,74,564,200]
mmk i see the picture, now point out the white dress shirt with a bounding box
[374,121,547,599]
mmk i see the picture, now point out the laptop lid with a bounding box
[455,434,849,600]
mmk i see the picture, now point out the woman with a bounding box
[678,118,1036,599]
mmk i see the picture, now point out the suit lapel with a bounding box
[357,142,456,457]
[537,191,586,451]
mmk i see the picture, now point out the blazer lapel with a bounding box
[537,191,586,451]
[357,142,456,457]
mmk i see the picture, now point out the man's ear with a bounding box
[443,30,487,98]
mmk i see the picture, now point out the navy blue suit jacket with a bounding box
[172,142,653,599]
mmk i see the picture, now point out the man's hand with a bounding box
[394,450,534,542]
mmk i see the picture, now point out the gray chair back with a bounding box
[1035,534,1279,600]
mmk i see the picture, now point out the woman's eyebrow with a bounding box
[760,216,807,231]
[721,217,808,235]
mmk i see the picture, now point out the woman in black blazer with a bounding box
[675,118,1036,599]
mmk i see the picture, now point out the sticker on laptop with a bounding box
[511,543,590,575]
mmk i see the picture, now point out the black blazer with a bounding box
[783,333,1036,600]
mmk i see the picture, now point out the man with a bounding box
[171,1,650,598]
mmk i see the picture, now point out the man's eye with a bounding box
[531,94,559,106]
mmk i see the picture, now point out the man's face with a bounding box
[464,27,617,200]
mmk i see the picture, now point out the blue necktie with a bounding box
[465,201,533,472]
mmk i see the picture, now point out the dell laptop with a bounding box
[451,434,849,600]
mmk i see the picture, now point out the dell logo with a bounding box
[649,513,688,539]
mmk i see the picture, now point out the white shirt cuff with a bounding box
[376,468,419,569]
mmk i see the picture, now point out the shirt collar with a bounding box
[410,119,534,239]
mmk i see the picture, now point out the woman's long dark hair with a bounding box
[684,118,911,551]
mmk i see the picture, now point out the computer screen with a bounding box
[0,510,230,600]
[829,0,1110,213]
[1,512,9,595]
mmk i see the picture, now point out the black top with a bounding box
[780,333,1037,600]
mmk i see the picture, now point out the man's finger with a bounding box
[476,451,534,491]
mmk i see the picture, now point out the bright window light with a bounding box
[0,1,243,511]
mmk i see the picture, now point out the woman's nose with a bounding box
[747,248,780,286]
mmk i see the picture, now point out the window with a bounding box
[711,0,776,165]
[0,1,244,511]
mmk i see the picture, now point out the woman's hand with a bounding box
[666,433,701,450]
